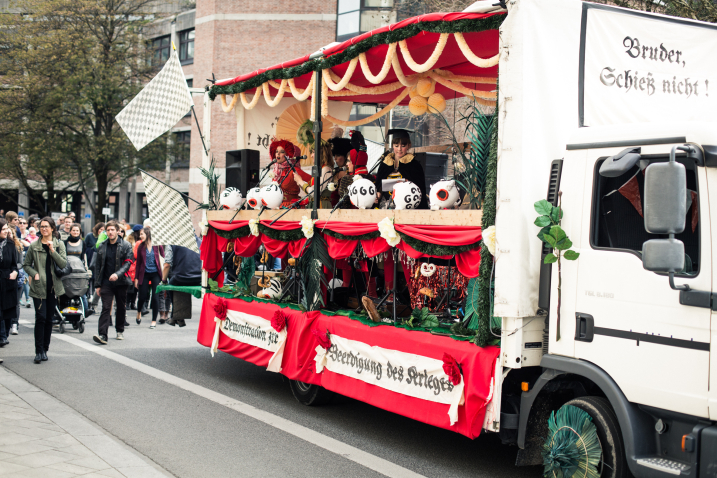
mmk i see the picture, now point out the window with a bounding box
[591,155,700,275]
[179,29,194,65]
[172,131,191,168]
[337,0,395,42]
[151,35,171,67]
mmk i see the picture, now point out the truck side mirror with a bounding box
[643,160,686,234]
[642,145,690,290]
[642,238,684,273]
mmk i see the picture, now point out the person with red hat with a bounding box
[269,138,301,208]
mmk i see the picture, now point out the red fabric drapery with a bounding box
[199,293,500,438]
[206,220,482,278]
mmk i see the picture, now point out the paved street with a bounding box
[0,299,542,478]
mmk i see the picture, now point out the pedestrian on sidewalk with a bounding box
[23,217,67,364]
[134,228,163,329]
[0,220,20,348]
[93,221,133,345]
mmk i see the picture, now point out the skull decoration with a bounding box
[246,187,263,210]
[429,179,461,210]
[261,182,284,209]
[348,178,377,210]
[392,181,421,210]
[219,187,245,210]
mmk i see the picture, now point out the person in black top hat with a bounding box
[374,129,428,209]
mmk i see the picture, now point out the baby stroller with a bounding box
[53,255,91,334]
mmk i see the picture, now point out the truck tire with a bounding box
[288,380,334,406]
[563,396,629,478]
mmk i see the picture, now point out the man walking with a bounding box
[92,221,133,344]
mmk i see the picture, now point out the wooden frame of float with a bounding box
[207,209,483,226]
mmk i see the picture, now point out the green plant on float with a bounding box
[197,155,221,211]
[534,197,580,342]
[474,92,498,347]
[299,233,332,311]
[428,99,496,210]
[208,16,505,99]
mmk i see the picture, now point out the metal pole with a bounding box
[138,169,202,205]
[312,69,323,221]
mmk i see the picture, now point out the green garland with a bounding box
[322,229,380,241]
[398,232,481,256]
[209,224,304,242]
[208,16,505,99]
[475,100,499,347]
[211,225,250,240]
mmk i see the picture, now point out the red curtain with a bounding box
[205,220,482,277]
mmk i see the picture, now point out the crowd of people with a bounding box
[0,210,202,364]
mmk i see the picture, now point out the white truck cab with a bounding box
[510,123,717,477]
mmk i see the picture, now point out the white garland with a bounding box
[220,94,238,113]
[300,215,316,239]
[263,79,288,107]
[323,57,359,91]
[249,218,260,237]
[453,32,500,69]
[378,217,400,247]
[359,42,397,84]
[288,74,314,101]
[399,33,449,73]
[240,87,263,110]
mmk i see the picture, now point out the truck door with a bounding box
[571,146,710,418]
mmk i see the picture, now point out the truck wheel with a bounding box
[564,396,629,478]
[288,380,334,406]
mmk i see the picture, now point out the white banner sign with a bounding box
[210,310,287,373]
[582,6,717,126]
[320,335,465,425]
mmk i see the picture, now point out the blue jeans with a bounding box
[20,282,29,304]
[80,295,89,315]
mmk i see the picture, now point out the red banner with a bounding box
[199,293,500,438]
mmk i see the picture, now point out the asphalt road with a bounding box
[1,299,543,478]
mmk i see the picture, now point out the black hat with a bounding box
[387,129,411,141]
[328,137,352,157]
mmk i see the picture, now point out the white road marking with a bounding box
[27,323,425,478]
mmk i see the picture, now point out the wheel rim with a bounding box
[295,381,312,393]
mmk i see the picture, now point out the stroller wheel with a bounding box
[59,322,65,334]
[78,322,85,334]
[72,322,79,330]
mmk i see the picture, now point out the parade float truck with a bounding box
[195,0,717,475]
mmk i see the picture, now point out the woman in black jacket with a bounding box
[0,219,20,348]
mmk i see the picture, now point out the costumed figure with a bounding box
[269,138,301,208]
[429,179,461,210]
[374,129,428,301]
[327,135,354,207]
[294,142,335,209]
[374,129,428,210]
[336,130,379,297]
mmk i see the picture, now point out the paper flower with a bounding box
[483,225,496,255]
[453,162,466,174]
[268,171,275,179]
[312,327,331,350]
[249,218,260,237]
[198,217,209,236]
[213,298,228,321]
[378,217,400,247]
[327,182,336,192]
[271,310,287,333]
[442,353,462,386]
[300,216,316,239]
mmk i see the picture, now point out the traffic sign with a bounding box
[102,207,111,215]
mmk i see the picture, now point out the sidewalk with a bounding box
[0,367,173,478]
